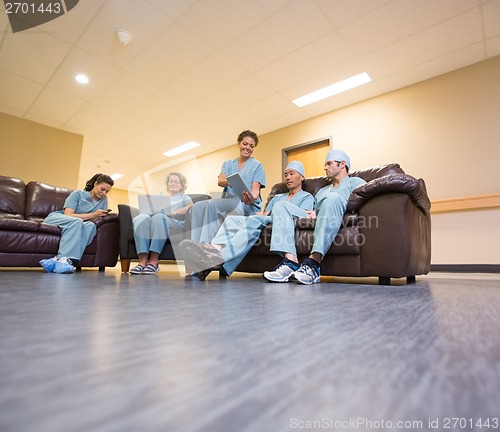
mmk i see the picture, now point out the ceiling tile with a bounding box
[125,23,215,86]
[0,71,43,112]
[0,31,71,83]
[47,48,120,100]
[224,94,297,126]
[197,76,275,117]
[125,90,190,127]
[312,0,393,28]
[377,43,486,93]
[32,0,103,44]
[76,0,173,68]
[255,31,359,91]
[222,0,333,71]
[176,0,293,48]
[165,53,248,102]
[486,34,500,58]
[361,9,484,79]
[28,87,86,124]
[483,0,500,38]
[339,0,480,56]
[146,0,200,20]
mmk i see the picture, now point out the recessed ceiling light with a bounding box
[292,72,372,107]
[75,74,89,84]
[163,141,201,157]
[110,173,124,180]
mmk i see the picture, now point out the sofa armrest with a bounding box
[347,174,431,215]
[118,204,139,258]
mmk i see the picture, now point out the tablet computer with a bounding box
[226,172,252,200]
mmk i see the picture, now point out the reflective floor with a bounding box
[1,266,499,432]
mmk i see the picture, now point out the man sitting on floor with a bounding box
[263,149,366,285]
[179,161,314,280]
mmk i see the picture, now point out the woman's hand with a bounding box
[241,190,255,205]
[95,209,111,217]
[306,210,316,219]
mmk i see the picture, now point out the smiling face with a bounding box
[238,136,256,159]
[91,181,112,200]
[166,174,182,195]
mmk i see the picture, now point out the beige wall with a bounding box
[0,112,83,189]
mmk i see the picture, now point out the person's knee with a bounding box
[272,201,290,215]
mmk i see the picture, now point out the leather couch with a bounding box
[0,175,120,270]
[234,163,431,284]
[118,194,211,272]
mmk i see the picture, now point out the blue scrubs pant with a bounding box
[311,192,347,256]
[190,198,255,244]
[269,201,309,257]
[133,213,181,254]
[44,213,97,260]
[212,214,271,276]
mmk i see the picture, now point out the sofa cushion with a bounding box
[0,175,25,220]
[0,218,39,232]
[25,181,72,222]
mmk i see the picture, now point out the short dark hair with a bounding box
[84,173,114,191]
[237,130,259,146]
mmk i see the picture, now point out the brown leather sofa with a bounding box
[0,175,120,270]
[234,164,431,284]
[118,194,211,272]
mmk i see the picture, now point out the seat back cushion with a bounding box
[25,181,73,222]
[349,163,404,183]
[0,175,26,220]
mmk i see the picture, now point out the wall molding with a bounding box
[431,264,500,273]
[431,194,500,213]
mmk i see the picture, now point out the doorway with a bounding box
[282,137,330,179]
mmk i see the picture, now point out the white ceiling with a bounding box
[1,0,500,189]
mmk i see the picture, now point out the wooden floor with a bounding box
[1,265,500,432]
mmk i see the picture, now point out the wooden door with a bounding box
[283,138,330,179]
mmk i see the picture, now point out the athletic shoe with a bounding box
[291,261,320,285]
[263,259,298,283]
[40,257,57,273]
[130,264,145,275]
[54,257,75,274]
[179,239,224,270]
[142,263,160,275]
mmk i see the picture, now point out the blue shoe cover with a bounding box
[40,258,56,273]
[54,258,74,274]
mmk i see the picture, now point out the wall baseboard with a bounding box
[430,264,500,273]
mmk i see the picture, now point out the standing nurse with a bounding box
[189,130,266,243]
[40,173,114,273]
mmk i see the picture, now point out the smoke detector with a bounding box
[116,30,132,46]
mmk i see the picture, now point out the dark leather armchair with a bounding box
[118,194,211,272]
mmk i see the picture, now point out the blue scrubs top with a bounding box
[59,190,109,214]
[265,190,315,214]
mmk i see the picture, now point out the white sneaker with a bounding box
[291,262,320,285]
[263,260,298,283]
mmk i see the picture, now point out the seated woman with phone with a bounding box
[40,173,114,274]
